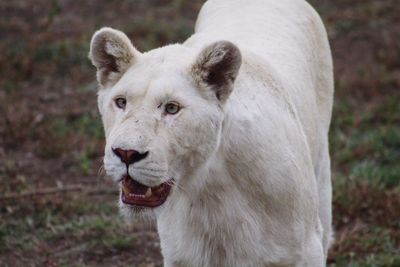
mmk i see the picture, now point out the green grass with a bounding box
[31,113,104,162]
[0,199,135,257]
[328,88,400,265]
[333,255,400,267]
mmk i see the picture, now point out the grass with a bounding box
[0,198,138,259]
[327,70,400,266]
[330,94,400,188]
[327,81,400,265]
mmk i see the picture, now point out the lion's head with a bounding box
[89,27,241,217]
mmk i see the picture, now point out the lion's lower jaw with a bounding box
[118,196,157,223]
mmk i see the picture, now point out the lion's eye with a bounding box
[165,102,180,115]
[115,98,126,109]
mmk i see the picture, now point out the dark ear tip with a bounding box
[90,27,119,44]
[88,27,139,87]
[216,40,239,50]
[211,40,241,53]
[89,28,109,67]
[209,40,242,66]
[192,40,242,102]
[89,27,132,64]
[194,40,242,78]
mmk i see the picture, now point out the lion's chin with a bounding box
[118,199,157,223]
[120,175,173,208]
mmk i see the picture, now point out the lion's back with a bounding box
[190,0,333,172]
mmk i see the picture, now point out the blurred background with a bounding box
[0,0,399,266]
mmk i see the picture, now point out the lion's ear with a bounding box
[191,41,242,103]
[89,27,140,88]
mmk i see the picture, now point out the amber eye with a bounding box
[165,102,180,115]
[115,98,126,109]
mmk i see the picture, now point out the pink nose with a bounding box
[112,148,148,165]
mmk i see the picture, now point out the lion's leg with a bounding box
[297,233,325,267]
[316,137,333,258]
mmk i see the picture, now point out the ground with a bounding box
[0,0,399,266]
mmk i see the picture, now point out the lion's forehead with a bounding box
[108,72,199,114]
[101,45,199,107]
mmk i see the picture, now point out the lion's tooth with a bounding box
[145,187,152,198]
[122,186,129,195]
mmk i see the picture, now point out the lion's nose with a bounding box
[112,148,149,165]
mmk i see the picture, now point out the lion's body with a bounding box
[159,1,333,266]
[89,0,333,266]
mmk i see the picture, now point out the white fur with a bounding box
[89,0,334,266]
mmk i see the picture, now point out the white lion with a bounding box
[89,0,333,266]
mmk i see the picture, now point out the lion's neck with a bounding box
[157,150,258,266]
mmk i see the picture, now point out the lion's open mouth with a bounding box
[121,176,173,208]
